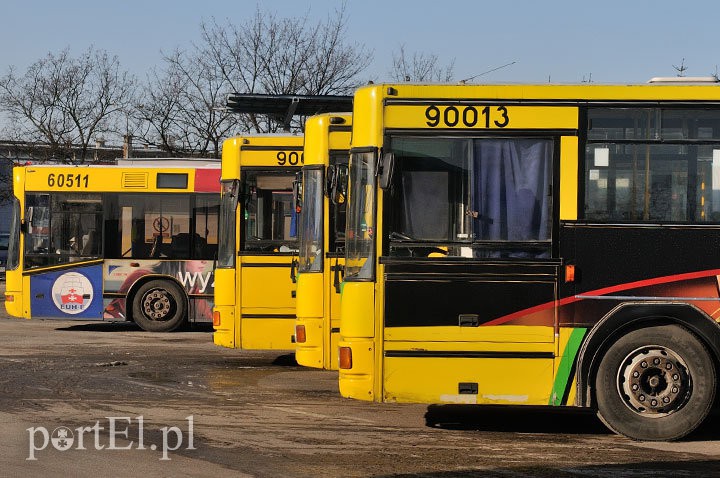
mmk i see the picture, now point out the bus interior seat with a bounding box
[81,230,95,255]
[170,233,191,258]
[170,233,209,258]
[149,234,163,258]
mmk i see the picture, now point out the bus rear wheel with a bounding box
[595,324,716,441]
[132,280,187,332]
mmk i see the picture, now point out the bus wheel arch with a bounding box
[127,276,188,332]
[577,302,720,440]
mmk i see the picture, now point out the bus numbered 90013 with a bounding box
[339,80,720,441]
[4,159,220,332]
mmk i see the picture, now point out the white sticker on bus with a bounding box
[51,272,94,315]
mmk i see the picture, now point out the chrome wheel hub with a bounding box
[618,345,690,417]
[141,289,172,321]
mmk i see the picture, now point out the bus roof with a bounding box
[21,159,220,169]
[354,81,720,103]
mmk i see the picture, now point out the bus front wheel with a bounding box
[595,324,716,441]
[132,280,187,332]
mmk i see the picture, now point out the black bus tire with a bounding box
[132,280,187,332]
[595,323,716,441]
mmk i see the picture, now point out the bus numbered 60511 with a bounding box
[5,159,220,332]
[339,79,720,441]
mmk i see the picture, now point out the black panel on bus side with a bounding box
[383,259,559,328]
[561,223,720,296]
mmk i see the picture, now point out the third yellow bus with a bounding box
[295,113,351,369]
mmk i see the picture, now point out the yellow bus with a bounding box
[213,135,303,350]
[339,80,720,441]
[295,113,351,369]
[4,159,220,332]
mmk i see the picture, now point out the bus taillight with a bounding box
[4,294,13,302]
[339,346,352,369]
[565,265,576,283]
[295,325,306,343]
[212,310,221,327]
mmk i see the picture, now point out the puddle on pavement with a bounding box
[206,368,279,391]
[128,370,178,384]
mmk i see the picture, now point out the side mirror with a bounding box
[25,206,34,232]
[331,164,348,205]
[325,166,336,198]
[378,152,395,190]
[292,171,303,213]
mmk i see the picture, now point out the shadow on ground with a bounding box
[425,404,720,440]
[271,353,298,366]
[54,321,214,333]
[425,403,610,435]
[378,460,720,478]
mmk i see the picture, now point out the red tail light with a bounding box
[295,325,306,343]
[339,346,353,369]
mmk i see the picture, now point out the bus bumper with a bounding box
[3,289,25,318]
[212,305,236,348]
[338,338,375,401]
[295,316,324,369]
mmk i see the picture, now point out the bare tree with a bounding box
[199,4,371,132]
[0,149,15,204]
[389,45,455,83]
[304,5,373,95]
[136,48,236,158]
[133,64,188,155]
[2,6,371,159]
[673,58,688,77]
[0,47,136,162]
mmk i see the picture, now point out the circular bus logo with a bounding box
[51,272,94,315]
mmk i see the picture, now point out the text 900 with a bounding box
[276,151,304,165]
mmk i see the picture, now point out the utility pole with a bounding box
[123,134,133,159]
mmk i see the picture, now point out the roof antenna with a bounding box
[459,61,517,84]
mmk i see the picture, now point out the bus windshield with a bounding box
[328,157,348,253]
[386,136,553,259]
[298,168,323,272]
[24,193,103,268]
[7,197,20,271]
[217,180,239,268]
[345,151,376,280]
[241,171,298,252]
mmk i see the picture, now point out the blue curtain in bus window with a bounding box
[290,205,298,238]
[473,139,552,255]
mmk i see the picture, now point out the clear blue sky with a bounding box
[1,0,719,84]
